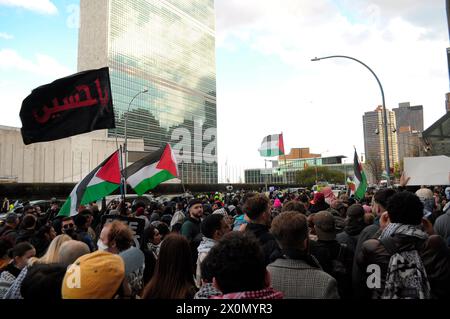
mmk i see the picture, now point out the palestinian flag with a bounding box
[124,143,178,196]
[347,177,356,195]
[353,149,368,200]
[59,150,121,217]
[259,133,285,157]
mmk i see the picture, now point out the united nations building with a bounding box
[78,0,218,184]
[0,0,217,184]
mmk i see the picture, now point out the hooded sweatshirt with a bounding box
[196,237,217,287]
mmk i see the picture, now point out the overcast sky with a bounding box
[215,0,449,179]
[0,0,449,182]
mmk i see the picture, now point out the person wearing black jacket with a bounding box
[336,204,367,255]
[0,213,19,246]
[29,225,56,257]
[180,199,204,271]
[73,213,96,252]
[15,215,37,244]
[355,191,450,299]
[46,199,60,220]
[310,211,354,299]
[243,193,282,265]
[309,192,330,214]
[352,188,396,297]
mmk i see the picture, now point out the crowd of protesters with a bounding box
[0,176,449,299]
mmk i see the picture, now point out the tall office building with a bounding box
[446,92,450,113]
[78,0,217,184]
[446,0,450,111]
[420,0,450,157]
[363,106,399,179]
[447,47,450,112]
[393,102,424,161]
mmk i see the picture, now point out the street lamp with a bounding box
[374,121,396,135]
[124,89,148,189]
[311,55,391,186]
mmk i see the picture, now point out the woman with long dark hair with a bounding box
[142,234,196,299]
[141,225,160,285]
[0,242,35,298]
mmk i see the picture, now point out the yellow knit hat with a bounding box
[62,250,125,299]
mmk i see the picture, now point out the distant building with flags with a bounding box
[245,147,356,184]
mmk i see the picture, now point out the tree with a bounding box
[393,162,401,180]
[296,167,345,188]
[365,157,382,184]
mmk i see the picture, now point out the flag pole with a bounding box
[181,181,186,194]
[180,163,186,193]
[119,145,125,205]
[264,159,268,192]
[180,163,186,194]
[281,132,287,184]
[352,145,356,196]
[347,148,352,197]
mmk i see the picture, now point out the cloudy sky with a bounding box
[0,0,449,182]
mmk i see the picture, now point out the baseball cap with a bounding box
[187,199,202,210]
[62,251,125,299]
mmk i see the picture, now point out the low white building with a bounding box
[0,126,144,183]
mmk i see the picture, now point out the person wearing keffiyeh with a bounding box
[210,287,283,299]
[355,191,450,299]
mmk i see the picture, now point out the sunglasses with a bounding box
[63,223,75,229]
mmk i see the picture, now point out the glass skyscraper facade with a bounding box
[79,0,217,184]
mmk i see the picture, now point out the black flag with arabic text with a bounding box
[20,67,115,145]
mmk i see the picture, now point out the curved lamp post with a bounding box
[311,55,391,186]
[123,89,148,196]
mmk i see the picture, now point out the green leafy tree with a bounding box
[393,162,401,180]
[296,167,345,188]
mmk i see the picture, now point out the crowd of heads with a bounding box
[0,183,449,299]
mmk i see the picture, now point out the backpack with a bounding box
[329,243,353,299]
[380,237,431,299]
[330,244,348,279]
